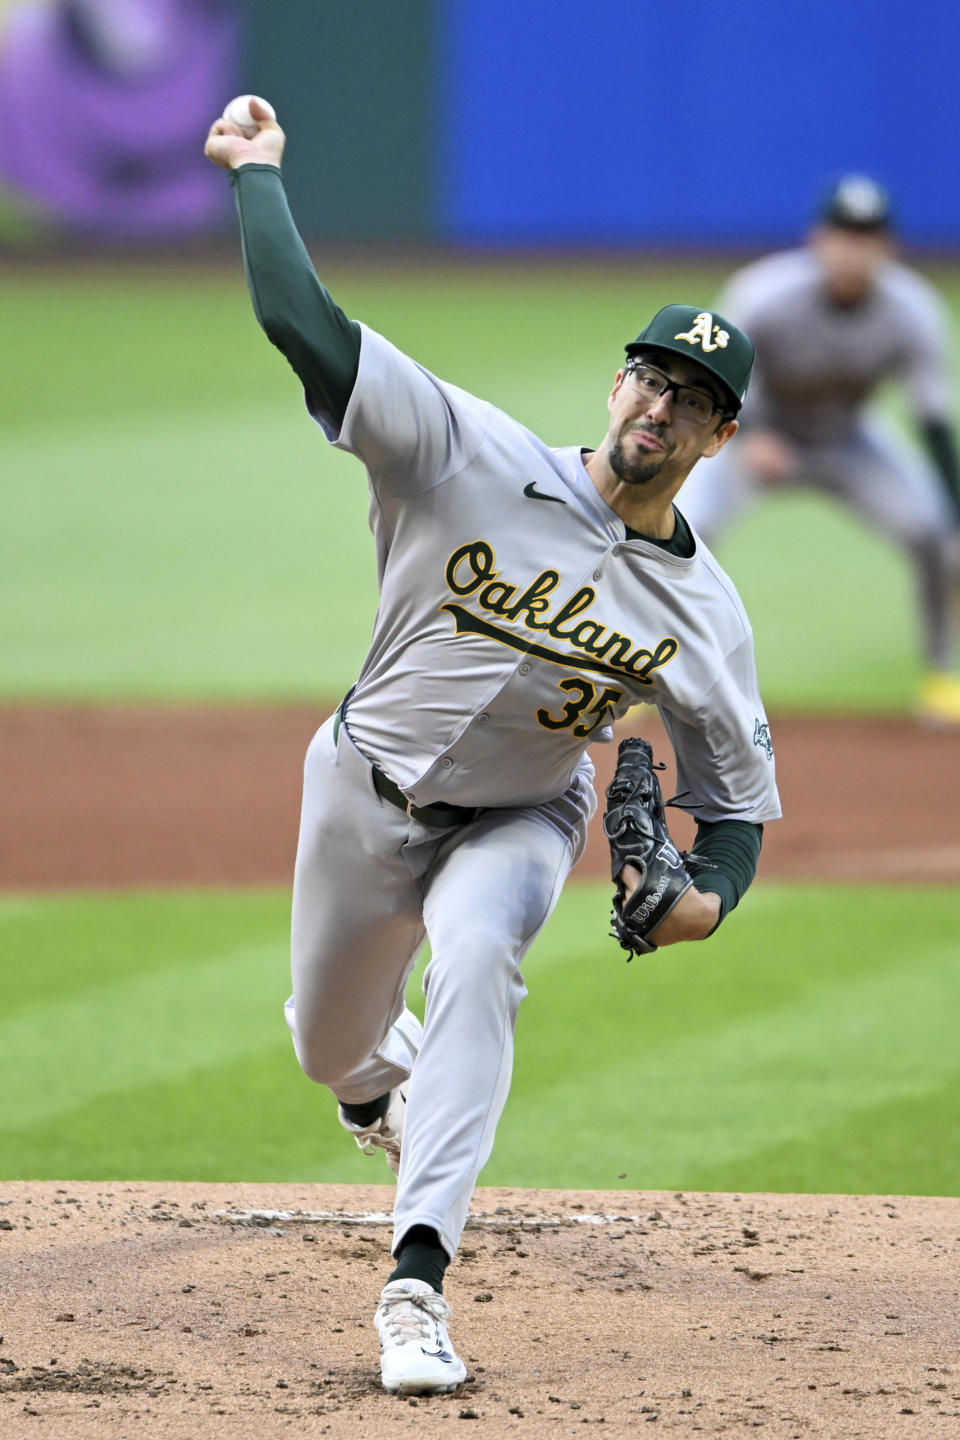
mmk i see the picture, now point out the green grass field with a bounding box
[3,883,958,1196]
[4,259,958,707]
[4,257,958,1199]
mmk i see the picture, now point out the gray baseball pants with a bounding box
[284,714,595,1261]
[679,422,958,669]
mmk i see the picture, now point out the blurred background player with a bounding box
[679,175,960,724]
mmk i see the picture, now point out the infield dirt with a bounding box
[2,704,959,889]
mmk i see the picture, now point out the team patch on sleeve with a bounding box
[753,719,774,760]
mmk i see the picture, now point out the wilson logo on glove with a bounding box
[603,737,715,960]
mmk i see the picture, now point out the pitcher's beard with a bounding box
[609,430,670,486]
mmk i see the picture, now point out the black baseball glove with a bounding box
[602,736,713,960]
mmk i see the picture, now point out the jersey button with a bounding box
[477,712,489,723]
[519,662,532,675]
[440,757,453,769]
[592,569,602,581]
[612,544,624,557]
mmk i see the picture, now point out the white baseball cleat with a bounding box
[374,1278,468,1394]
[338,1087,407,1177]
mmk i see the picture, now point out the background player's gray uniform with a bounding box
[680,250,957,667]
[286,326,781,1259]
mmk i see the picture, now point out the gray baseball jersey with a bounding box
[722,249,953,444]
[315,324,781,825]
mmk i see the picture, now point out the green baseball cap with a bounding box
[818,174,893,232]
[625,303,755,412]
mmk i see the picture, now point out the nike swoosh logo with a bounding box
[421,1346,456,1363]
[523,482,566,504]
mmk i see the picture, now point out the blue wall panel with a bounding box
[437,1,960,247]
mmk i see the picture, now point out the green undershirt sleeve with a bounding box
[687,818,763,924]
[229,164,361,430]
[918,418,960,525]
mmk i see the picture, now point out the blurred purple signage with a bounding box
[0,0,237,241]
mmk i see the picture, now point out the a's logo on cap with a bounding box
[674,312,729,354]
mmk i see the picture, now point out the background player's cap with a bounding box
[625,304,754,413]
[819,174,893,232]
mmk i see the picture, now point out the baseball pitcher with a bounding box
[205,99,781,1396]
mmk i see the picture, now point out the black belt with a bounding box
[333,705,478,829]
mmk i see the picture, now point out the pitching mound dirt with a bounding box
[1,1183,958,1439]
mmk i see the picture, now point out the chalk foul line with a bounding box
[213,1207,646,1230]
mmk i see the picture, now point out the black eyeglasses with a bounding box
[624,359,728,425]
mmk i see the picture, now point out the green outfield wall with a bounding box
[239,0,436,239]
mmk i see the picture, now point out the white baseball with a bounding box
[222,94,276,139]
